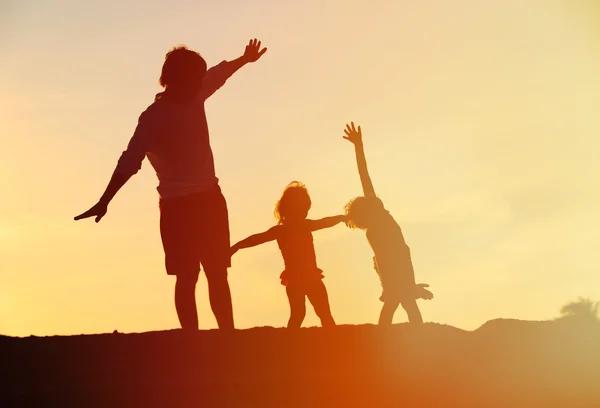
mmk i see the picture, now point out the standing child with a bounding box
[230,181,346,328]
[342,122,433,325]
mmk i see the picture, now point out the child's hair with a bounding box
[274,181,312,224]
[158,45,207,89]
[344,196,385,229]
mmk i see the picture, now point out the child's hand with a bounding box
[415,283,433,300]
[343,122,363,146]
[341,214,352,228]
[228,246,238,265]
[242,38,267,63]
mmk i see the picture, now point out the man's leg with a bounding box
[286,285,306,328]
[306,281,336,327]
[160,195,201,331]
[175,272,200,331]
[204,266,234,330]
[200,186,235,330]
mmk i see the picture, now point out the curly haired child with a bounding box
[230,181,346,328]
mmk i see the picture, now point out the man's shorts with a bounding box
[159,185,231,277]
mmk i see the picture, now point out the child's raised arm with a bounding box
[306,215,348,232]
[230,226,279,256]
[343,122,376,197]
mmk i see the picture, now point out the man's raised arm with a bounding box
[201,38,267,100]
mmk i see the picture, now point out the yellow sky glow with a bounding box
[1,0,599,336]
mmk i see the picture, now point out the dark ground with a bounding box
[1,319,599,407]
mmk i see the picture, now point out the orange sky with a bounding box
[1,0,599,336]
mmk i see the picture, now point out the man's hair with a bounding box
[159,45,207,89]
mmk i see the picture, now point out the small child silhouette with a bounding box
[230,181,346,328]
[342,122,433,325]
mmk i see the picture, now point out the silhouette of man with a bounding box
[75,39,267,331]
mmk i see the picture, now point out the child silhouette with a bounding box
[230,181,346,328]
[342,123,433,325]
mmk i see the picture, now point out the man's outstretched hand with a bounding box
[243,38,267,63]
[74,202,108,223]
[343,122,363,146]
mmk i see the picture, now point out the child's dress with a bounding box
[367,210,416,302]
[276,226,325,287]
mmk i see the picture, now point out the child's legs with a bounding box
[379,297,423,325]
[397,254,424,323]
[378,299,401,325]
[286,285,306,328]
[400,298,423,324]
[306,281,336,327]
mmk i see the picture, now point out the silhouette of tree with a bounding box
[557,297,599,322]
